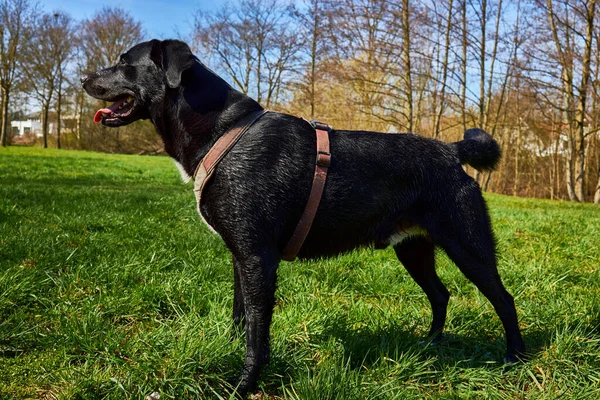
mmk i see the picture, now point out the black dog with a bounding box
[82,39,525,396]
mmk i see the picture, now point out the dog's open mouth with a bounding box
[93,95,136,123]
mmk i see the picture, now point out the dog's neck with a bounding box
[151,61,263,177]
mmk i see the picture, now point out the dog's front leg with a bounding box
[232,249,279,396]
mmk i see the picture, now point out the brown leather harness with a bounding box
[192,110,331,262]
[282,120,331,260]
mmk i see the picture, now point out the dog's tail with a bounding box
[451,128,501,171]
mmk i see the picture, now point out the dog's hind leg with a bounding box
[232,249,279,396]
[442,238,525,362]
[232,257,246,335]
[431,183,526,362]
[394,237,449,342]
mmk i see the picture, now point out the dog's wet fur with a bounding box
[83,39,525,397]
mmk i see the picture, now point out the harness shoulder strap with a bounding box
[193,110,267,205]
[193,111,331,262]
[282,120,331,261]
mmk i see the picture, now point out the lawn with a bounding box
[1,146,600,399]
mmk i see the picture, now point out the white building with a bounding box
[11,118,53,137]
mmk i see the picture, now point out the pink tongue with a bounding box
[94,99,126,123]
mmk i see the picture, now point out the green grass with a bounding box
[1,146,600,399]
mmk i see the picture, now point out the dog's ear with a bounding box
[150,39,195,88]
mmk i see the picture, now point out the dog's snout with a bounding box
[80,75,90,85]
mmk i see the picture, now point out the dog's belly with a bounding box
[300,219,429,259]
[384,225,429,247]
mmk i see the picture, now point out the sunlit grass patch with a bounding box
[1,146,599,399]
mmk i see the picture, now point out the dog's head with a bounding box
[81,39,195,127]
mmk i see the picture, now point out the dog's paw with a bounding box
[429,332,445,345]
[229,364,260,399]
[419,332,445,346]
[227,382,249,400]
[503,352,526,364]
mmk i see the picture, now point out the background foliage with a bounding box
[2,0,600,202]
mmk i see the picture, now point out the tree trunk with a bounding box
[547,0,579,201]
[402,0,413,132]
[553,131,560,199]
[42,103,50,148]
[310,0,319,119]
[485,0,519,192]
[566,135,577,200]
[76,89,84,142]
[478,0,487,129]
[595,165,600,203]
[461,0,468,133]
[514,117,522,196]
[483,0,503,130]
[474,0,487,186]
[0,92,4,146]
[256,35,263,104]
[574,132,586,201]
[0,89,9,147]
[573,0,596,201]
[56,74,62,149]
[434,0,454,138]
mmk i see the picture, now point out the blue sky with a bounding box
[42,0,228,39]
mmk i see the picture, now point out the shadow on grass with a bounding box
[307,314,554,372]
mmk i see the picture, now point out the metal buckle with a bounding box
[309,120,332,132]
[316,151,331,167]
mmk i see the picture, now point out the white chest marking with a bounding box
[173,160,192,183]
[387,226,429,246]
[172,159,218,235]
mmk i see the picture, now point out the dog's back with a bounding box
[208,112,497,259]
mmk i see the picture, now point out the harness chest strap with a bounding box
[281,121,331,261]
[192,112,331,262]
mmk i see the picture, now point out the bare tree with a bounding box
[482,0,503,131]
[293,0,333,118]
[245,0,279,104]
[22,12,74,148]
[263,25,302,107]
[430,0,455,138]
[331,0,409,131]
[195,7,254,94]
[194,0,299,104]
[594,158,600,204]
[543,0,597,201]
[78,7,144,150]
[575,0,597,201]
[401,0,413,132]
[79,7,144,72]
[52,12,75,149]
[460,0,469,132]
[482,0,523,191]
[0,0,36,146]
[0,0,591,201]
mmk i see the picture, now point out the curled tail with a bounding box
[452,128,501,171]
